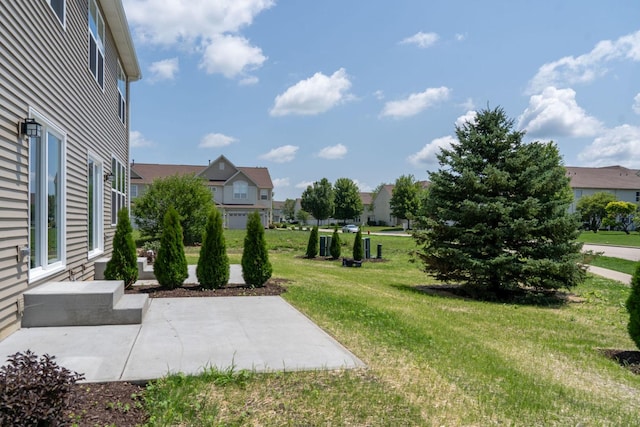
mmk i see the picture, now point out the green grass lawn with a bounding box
[579,230,640,247]
[588,255,638,275]
[145,230,640,426]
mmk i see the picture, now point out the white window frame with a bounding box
[88,0,105,88]
[111,157,127,225]
[47,0,65,26]
[28,109,67,283]
[117,61,126,124]
[87,152,104,259]
[233,181,248,200]
[260,189,269,200]
[130,184,138,198]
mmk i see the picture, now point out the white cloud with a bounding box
[295,181,314,189]
[123,0,273,81]
[272,178,290,188]
[455,110,477,128]
[527,30,640,94]
[270,68,353,116]
[518,87,603,138]
[199,133,237,148]
[239,76,259,86]
[633,93,640,115]
[460,97,475,110]
[317,144,347,159]
[374,90,385,100]
[578,125,640,166]
[400,32,439,48]
[199,34,266,79]
[353,179,373,192]
[148,58,179,82]
[380,86,450,118]
[130,130,153,147]
[408,135,457,167]
[455,33,466,42]
[259,145,299,163]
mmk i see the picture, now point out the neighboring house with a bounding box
[272,200,285,224]
[368,181,430,227]
[130,155,274,229]
[566,166,640,213]
[0,1,140,338]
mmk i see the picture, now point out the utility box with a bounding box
[363,237,371,259]
[377,244,382,259]
[319,236,327,256]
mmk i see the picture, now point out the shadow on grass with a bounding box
[599,349,640,375]
[391,283,574,308]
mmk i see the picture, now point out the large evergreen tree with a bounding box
[626,263,640,349]
[104,208,138,287]
[333,178,363,224]
[301,178,334,226]
[196,208,229,289]
[241,211,272,287]
[390,175,421,229]
[154,206,188,289]
[413,107,585,293]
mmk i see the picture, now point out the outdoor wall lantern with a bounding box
[104,172,115,183]
[21,118,42,138]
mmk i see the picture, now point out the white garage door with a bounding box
[228,212,248,229]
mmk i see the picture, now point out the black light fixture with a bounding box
[104,172,115,183]
[21,118,42,138]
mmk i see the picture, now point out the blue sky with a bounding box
[123,0,640,200]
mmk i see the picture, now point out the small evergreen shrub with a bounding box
[0,351,84,426]
[154,206,188,289]
[241,211,272,287]
[352,228,364,261]
[330,227,341,259]
[626,263,640,348]
[197,209,229,289]
[104,207,138,287]
[306,226,319,258]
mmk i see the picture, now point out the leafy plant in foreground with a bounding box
[197,208,229,289]
[306,226,319,258]
[241,211,272,287]
[104,207,138,287]
[154,206,188,289]
[330,227,341,259]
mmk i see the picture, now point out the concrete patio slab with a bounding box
[0,296,364,383]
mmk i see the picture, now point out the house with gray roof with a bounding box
[130,155,274,229]
[566,166,640,213]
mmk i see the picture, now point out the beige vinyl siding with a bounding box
[0,0,131,337]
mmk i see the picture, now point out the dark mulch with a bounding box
[62,278,289,426]
[599,349,640,374]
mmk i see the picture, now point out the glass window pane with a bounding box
[89,36,97,76]
[47,132,61,263]
[50,0,64,24]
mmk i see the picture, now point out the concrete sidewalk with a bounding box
[586,265,632,285]
[0,296,364,383]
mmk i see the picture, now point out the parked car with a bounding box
[342,224,359,233]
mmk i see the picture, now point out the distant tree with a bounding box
[330,227,341,259]
[333,178,363,224]
[196,208,229,289]
[352,228,363,261]
[301,178,334,226]
[626,264,640,349]
[390,175,421,229]
[576,192,616,233]
[104,208,138,288]
[605,201,637,234]
[413,106,584,294]
[296,209,310,225]
[132,174,213,245]
[241,211,272,287]
[306,226,319,258]
[154,206,188,289]
[282,199,296,222]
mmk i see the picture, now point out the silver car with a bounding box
[342,224,359,233]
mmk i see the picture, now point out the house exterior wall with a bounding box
[371,188,397,226]
[569,188,640,213]
[0,0,137,338]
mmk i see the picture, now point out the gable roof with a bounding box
[360,192,373,205]
[130,162,273,188]
[565,166,640,190]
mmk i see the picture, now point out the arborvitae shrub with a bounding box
[154,206,188,289]
[626,263,640,348]
[330,227,341,259]
[306,226,319,258]
[196,208,229,289]
[0,351,84,426]
[352,228,364,261]
[241,211,272,287]
[104,208,138,287]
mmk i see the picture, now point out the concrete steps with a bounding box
[94,257,156,281]
[22,281,149,328]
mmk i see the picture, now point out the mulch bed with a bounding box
[62,278,288,426]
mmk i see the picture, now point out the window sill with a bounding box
[29,263,66,285]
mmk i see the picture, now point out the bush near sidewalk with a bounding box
[154,206,188,289]
[241,211,272,287]
[196,209,229,289]
[104,207,138,287]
